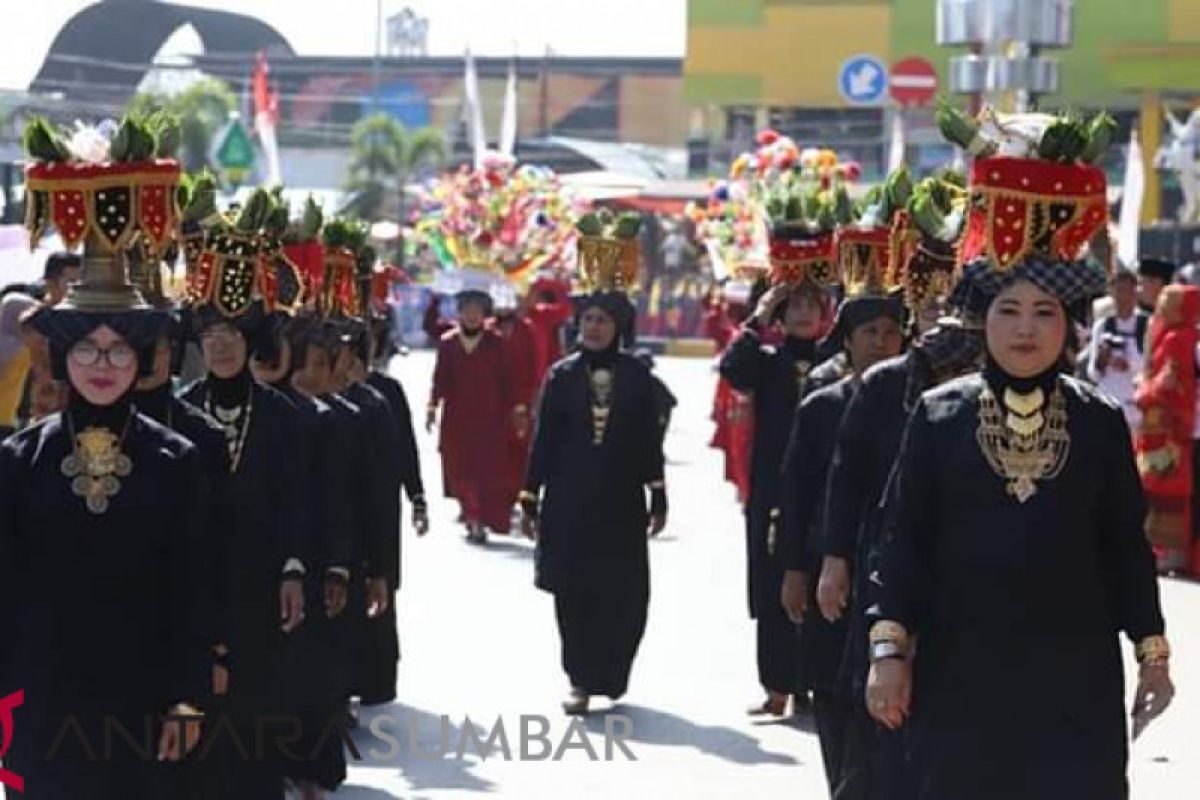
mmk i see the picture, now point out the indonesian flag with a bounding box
[252,51,282,185]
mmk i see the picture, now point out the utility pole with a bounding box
[372,0,383,114]
[539,45,550,136]
[938,0,1073,114]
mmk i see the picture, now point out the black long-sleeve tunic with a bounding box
[873,372,1165,799]
[278,386,354,572]
[718,327,817,617]
[821,353,919,562]
[0,411,209,788]
[526,352,665,595]
[275,385,357,790]
[180,377,309,720]
[778,377,858,692]
[343,382,402,588]
[780,376,857,573]
[133,384,230,651]
[366,369,425,506]
[526,350,664,699]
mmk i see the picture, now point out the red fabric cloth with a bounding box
[431,329,516,532]
[702,305,737,351]
[710,374,753,505]
[492,314,539,519]
[1135,285,1200,570]
[525,279,573,384]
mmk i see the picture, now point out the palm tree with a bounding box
[343,112,447,224]
[126,78,236,172]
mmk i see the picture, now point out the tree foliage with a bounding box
[343,112,447,221]
[126,78,236,172]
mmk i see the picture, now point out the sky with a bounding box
[2,0,688,91]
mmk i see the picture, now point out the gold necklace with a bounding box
[206,390,254,474]
[794,359,812,395]
[588,366,614,445]
[976,381,1070,503]
[61,410,134,515]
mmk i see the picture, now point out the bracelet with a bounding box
[167,702,205,719]
[869,640,907,663]
[518,490,539,504]
[1135,635,1171,665]
[868,620,910,649]
[647,480,666,491]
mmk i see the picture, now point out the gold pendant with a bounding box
[795,360,812,394]
[589,368,614,445]
[1005,411,1045,438]
[976,383,1070,504]
[1008,475,1038,504]
[61,426,133,514]
[1002,387,1044,416]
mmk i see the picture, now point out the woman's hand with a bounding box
[366,577,390,618]
[157,706,203,761]
[817,556,851,622]
[866,657,912,730]
[780,570,808,624]
[279,578,304,633]
[413,502,430,537]
[753,286,788,325]
[1132,661,1175,739]
[520,510,539,540]
[324,575,348,618]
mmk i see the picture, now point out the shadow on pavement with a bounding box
[345,703,498,795]
[582,703,801,767]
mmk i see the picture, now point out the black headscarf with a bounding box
[824,292,905,350]
[575,290,637,349]
[951,257,1107,325]
[31,308,168,381]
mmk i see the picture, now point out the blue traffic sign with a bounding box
[838,55,888,105]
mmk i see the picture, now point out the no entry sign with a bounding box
[889,57,939,107]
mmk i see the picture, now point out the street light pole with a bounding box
[372,0,383,114]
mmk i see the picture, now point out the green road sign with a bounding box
[212,117,256,188]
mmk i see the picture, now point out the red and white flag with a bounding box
[252,50,282,185]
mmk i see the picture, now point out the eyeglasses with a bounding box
[69,340,136,369]
[201,327,244,346]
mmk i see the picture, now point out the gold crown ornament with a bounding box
[22,114,185,312]
[886,174,968,312]
[837,224,893,297]
[320,217,371,318]
[575,210,642,292]
[186,186,300,319]
[936,101,1116,272]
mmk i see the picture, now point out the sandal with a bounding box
[746,692,789,717]
[561,689,590,715]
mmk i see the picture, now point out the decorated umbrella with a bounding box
[413,153,588,289]
[688,129,863,291]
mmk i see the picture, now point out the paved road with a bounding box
[335,351,1199,799]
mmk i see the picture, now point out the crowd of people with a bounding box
[0,104,1188,800]
[0,117,675,796]
[696,115,1180,799]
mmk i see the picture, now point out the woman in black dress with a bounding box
[719,279,831,717]
[0,252,209,798]
[867,258,1175,799]
[520,290,667,715]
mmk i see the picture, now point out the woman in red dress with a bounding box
[1135,283,1200,573]
[427,289,519,542]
